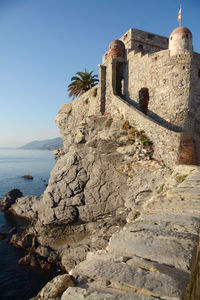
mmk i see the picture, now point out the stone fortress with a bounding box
[3,26,200,300]
[72,26,200,167]
[53,28,200,298]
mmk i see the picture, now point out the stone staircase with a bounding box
[61,167,200,300]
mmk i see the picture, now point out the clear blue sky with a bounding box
[0,0,199,147]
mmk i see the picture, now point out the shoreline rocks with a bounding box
[0,189,23,211]
[2,113,198,299]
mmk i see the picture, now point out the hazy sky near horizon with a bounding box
[1,0,200,147]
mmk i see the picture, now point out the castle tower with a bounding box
[169,26,193,55]
[107,40,125,59]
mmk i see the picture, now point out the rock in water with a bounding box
[22,174,34,179]
[0,189,23,210]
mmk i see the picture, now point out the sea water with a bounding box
[0,149,57,300]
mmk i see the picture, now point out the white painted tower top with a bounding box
[169,26,193,55]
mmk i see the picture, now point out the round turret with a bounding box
[107,40,125,59]
[169,26,193,55]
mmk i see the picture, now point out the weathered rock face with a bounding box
[32,115,158,270]
[31,112,154,229]
[36,117,129,227]
[2,108,168,274]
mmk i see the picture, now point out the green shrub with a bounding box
[121,120,131,130]
[128,127,137,135]
[176,174,188,183]
[157,184,165,194]
[105,118,113,127]
[136,130,152,146]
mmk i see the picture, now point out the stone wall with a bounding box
[107,94,181,167]
[125,50,192,131]
[102,28,200,138]
[103,28,169,64]
[120,28,169,54]
[190,52,200,135]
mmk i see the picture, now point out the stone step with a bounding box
[127,215,200,236]
[166,192,200,200]
[61,286,163,300]
[170,187,200,196]
[184,173,200,181]
[107,224,197,272]
[178,180,200,188]
[144,194,200,217]
[145,202,200,218]
[70,251,185,300]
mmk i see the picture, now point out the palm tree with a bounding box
[67,69,99,100]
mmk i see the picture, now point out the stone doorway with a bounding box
[116,61,124,97]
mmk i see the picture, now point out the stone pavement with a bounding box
[61,166,200,300]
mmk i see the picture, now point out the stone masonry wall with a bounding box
[103,28,169,64]
[190,52,200,135]
[107,94,181,167]
[126,50,192,131]
[120,28,169,54]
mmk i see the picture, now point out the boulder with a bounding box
[0,189,23,210]
[37,274,74,299]
[22,174,33,179]
[18,253,53,270]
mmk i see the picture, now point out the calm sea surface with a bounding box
[0,149,57,300]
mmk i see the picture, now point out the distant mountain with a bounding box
[19,137,63,150]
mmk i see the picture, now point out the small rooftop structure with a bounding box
[169,26,193,55]
[107,40,125,59]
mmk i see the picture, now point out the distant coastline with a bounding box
[19,137,63,151]
[0,147,15,150]
[0,137,63,151]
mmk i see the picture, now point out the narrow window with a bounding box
[116,61,124,97]
[139,88,149,115]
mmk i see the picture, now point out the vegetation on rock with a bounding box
[105,118,113,127]
[176,174,188,183]
[157,183,165,194]
[121,120,152,147]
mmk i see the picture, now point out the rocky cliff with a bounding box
[1,92,200,299]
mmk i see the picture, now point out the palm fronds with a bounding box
[67,69,99,100]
